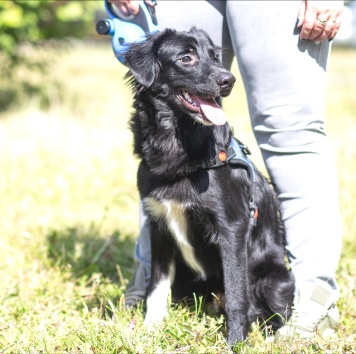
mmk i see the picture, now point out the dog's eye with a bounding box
[180,55,192,63]
[210,52,220,62]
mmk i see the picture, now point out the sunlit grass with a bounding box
[0,43,355,353]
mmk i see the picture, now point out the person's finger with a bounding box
[313,19,334,43]
[329,13,343,41]
[300,9,318,40]
[108,0,140,16]
[120,1,140,16]
[297,0,306,28]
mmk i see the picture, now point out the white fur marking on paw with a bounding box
[144,262,175,325]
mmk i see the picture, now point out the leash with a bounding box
[96,0,158,64]
[193,137,258,227]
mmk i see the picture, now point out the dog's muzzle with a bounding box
[217,72,236,96]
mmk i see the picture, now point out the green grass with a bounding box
[0,43,355,353]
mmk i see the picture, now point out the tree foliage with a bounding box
[0,0,103,111]
[0,0,101,57]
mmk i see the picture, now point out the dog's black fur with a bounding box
[124,27,295,344]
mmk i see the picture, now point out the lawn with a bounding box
[0,42,355,353]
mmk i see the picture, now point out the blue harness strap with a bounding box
[195,137,258,227]
[227,138,258,226]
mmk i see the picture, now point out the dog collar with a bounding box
[193,138,258,226]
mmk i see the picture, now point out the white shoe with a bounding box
[275,283,339,340]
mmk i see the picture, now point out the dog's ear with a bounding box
[124,32,162,88]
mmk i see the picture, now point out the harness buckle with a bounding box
[249,201,258,227]
[240,144,251,156]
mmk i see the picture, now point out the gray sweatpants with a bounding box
[134,1,342,301]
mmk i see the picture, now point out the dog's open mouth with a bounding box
[177,90,226,126]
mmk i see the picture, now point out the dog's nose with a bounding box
[217,72,236,89]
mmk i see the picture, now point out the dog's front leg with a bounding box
[220,230,249,344]
[144,221,176,326]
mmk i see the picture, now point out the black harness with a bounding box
[193,137,258,227]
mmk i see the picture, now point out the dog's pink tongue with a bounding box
[199,98,226,126]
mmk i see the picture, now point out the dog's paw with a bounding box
[143,308,167,328]
[227,327,248,346]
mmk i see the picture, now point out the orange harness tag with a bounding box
[218,151,227,162]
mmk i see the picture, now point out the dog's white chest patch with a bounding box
[144,197,206,278]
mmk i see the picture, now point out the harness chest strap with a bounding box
[195,138,258,227]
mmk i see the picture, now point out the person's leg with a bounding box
[226,0,342,337]
[124,203,151,307]
[126,0,233,307]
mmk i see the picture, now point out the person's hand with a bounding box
[297,0,344,42]
[107,0,154,17]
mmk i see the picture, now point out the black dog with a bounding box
[124,27,295,344]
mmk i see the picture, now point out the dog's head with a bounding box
[124,27,236,126]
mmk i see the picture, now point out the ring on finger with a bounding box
[317,18,327,25]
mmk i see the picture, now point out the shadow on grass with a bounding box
[46,225,136,284]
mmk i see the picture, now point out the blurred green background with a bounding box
[0,0,104,111]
